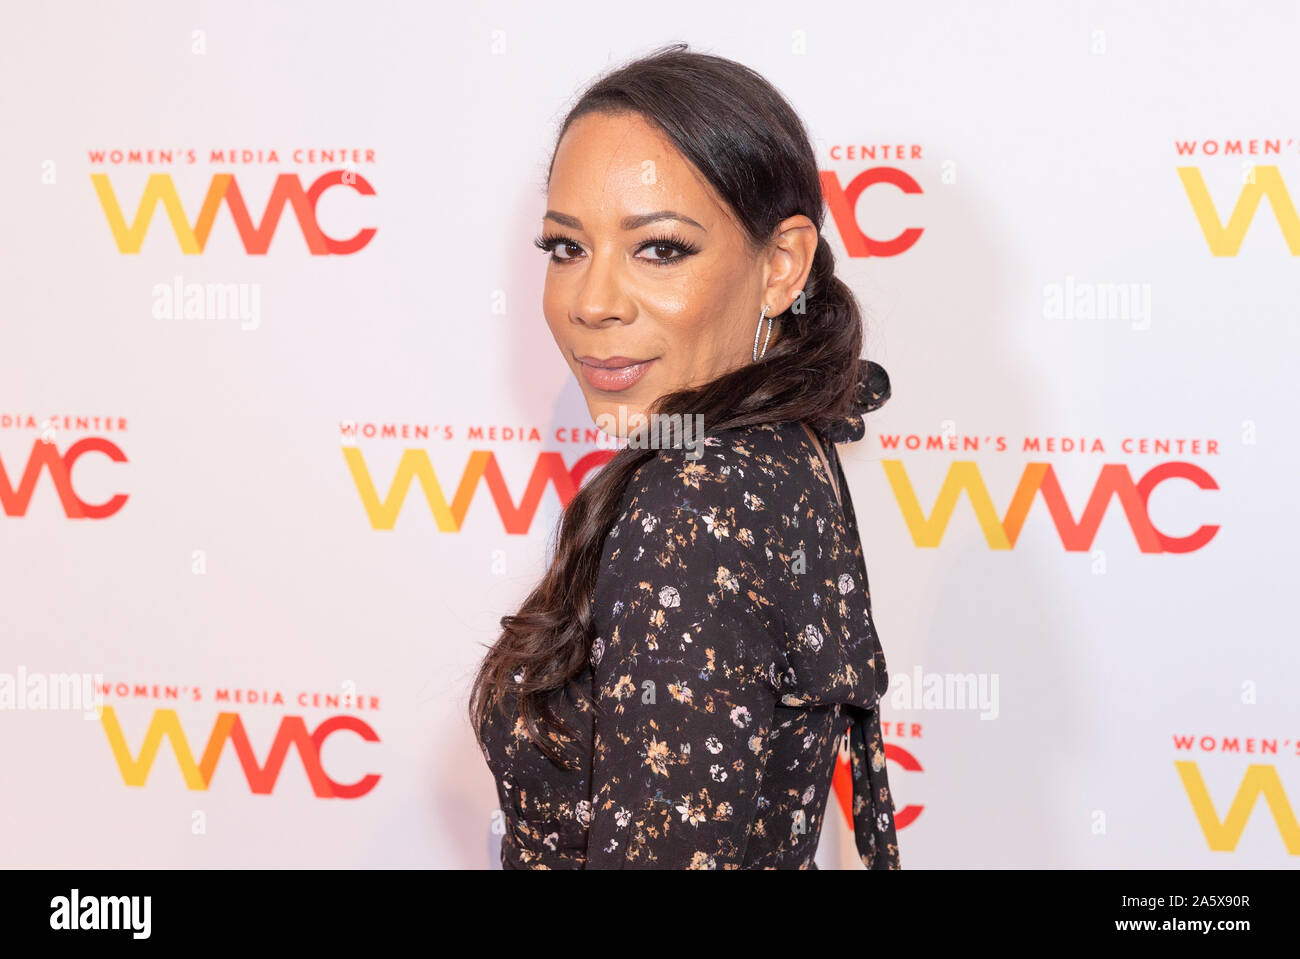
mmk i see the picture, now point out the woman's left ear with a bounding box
[764,215,818,312]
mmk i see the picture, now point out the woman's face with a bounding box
[538,110,815,435]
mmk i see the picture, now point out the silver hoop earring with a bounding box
[752,304,772,361]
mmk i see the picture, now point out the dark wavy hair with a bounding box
[469,42,866,767]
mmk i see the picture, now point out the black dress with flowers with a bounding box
[477,360,901,870]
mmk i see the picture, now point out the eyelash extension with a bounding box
[533,231,578,258]
[532,231,701,265]
[638,231,701,264]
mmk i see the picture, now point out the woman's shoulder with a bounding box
[615,421,838,533]
[622,420,822,500]
[593,422,886,712]
[592,431,793,679]
[599,422,839,603]
[606,429,777,564]
[594,430,786,599]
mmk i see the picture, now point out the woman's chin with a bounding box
[588,401,649,439]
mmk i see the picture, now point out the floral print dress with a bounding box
[478,359,901,870]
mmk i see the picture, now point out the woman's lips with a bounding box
[577,356,657,392]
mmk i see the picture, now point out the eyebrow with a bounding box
[543,209,707,232]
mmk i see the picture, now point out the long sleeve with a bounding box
[584,457,783,869]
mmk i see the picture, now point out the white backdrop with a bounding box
[1,0,1297,868]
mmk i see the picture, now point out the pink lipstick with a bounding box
[576,355,657,392]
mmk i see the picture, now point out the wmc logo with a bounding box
[885,460,1219,553]
[345,448,1217,552]
[0,439,128,519]
[1177,164,1300,255]
[820,167,924,258]
[1176,762,1300,855]
[91,171,376,254]
[101,707,380,798]
[344,446,616,533]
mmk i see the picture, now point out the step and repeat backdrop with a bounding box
[1,1,1296,868]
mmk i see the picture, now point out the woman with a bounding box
[469,43,901,870]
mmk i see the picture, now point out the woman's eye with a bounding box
[534,233,585,262]
[638,243,682,262]
[637,240,702,264]
[534,232,696,265]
